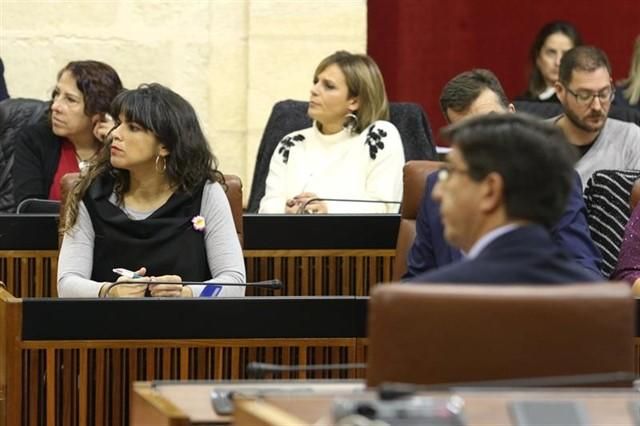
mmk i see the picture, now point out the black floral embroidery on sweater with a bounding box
[364,124,387,160]
[277,133,305,164]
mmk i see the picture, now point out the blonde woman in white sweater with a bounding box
[259,51,405,214]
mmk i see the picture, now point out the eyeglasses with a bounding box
[437,165,470,182]
[564,85,615,106]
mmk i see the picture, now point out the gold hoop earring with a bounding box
[343,112,358,133]
[155,155,167,173]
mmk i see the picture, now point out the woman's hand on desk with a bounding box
[285,198,300,214]
[100,267,149,297]
[290,192,328,214]
[148,275,193,298]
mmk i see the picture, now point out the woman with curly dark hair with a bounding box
[58,83,245,298]
[13,60,123,205]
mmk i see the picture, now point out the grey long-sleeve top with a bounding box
[57,181,246,297]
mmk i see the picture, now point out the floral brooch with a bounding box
[191,215,206,231]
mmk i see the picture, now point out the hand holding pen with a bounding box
[103,267,192,298]
[100,267,148,297]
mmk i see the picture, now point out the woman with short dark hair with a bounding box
[519,21,582,102]
[58,83,245,298]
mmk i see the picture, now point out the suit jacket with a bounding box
[404,172,603,278]
[410,225,603,284]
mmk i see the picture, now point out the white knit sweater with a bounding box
[259,120,405,214]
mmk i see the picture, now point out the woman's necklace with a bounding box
[74,151,95,171]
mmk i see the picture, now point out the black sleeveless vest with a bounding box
[83,174,210,283]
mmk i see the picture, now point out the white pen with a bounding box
[112,268,142,279]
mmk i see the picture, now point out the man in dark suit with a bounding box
[409,113,601,284]
[404,69,602,279]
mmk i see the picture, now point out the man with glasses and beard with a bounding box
[553,46,640,188]
[403,69,602,280]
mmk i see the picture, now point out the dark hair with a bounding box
[63,83,224,231]
[55,60,123,116]
[439,69,509,122]
[559,46,612,86]
[526,21,582,97]
[441,113,577,228]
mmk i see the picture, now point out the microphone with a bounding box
[246,361,367,379]
[103,279,283,296]
[377,371,637,401]
[297,197,401,214]
[113,279,282,289]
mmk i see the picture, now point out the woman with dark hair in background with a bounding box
[58,83,245,298]
[259,50,405,214]
[614,35,640,112]
[12,60,122,205]
[519,21,582,102]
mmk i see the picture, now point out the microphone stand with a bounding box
[297,197,401,214]
[246,361,367,379]
[103,279,283,296]
[378,371,638,400]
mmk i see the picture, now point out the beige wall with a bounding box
[0,0,367,203]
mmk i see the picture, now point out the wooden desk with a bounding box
[224,214,399,297]
[132,384,640,425]
[0,214,400,298]
[237,390,640,425]
[130,380,364,425]
[0,291,367,426]
[0,214,59,298]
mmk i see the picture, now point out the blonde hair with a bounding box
[623,35,640,105]
[314,51,389,133]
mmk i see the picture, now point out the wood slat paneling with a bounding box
[244,249,395,296]
[0,251,58,298]
[0,249,396,300]
[11,339,363,426]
